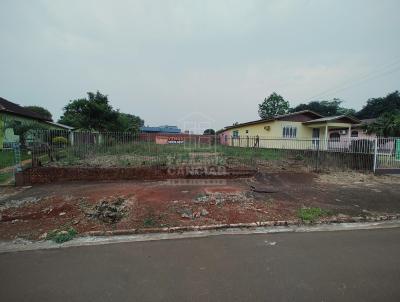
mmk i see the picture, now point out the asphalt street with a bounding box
[1,228,400,302]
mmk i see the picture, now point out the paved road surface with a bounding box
[1,228,400,302]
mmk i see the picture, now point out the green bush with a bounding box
[46,228,77,243]
[52,136,68,146]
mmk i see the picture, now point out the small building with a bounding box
[140,125,181,134]
[218,110,360,150]
[0,96,72,149]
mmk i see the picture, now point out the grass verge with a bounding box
[298,207,330,222]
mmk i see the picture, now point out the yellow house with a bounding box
[218,110,361,150]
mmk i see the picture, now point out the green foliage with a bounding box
[298,207,330,222]
[143,217,157,227]
[0,150,30,169]
[4,120,47,147]
[24,105,53,121]
[52,136,68,145]
[46,228,78,243]
[117,112,144,133]
[357,91,400,119]
[365,111,400,137]
[291,99,355,117]
[258,92,289,119]
[203,129,216,135]
[58,91,144,132]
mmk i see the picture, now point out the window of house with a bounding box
[282,126,297,138]
[232,130,239,138]
[351,130,358,137]
[330,132,340,140]
[245,130,249,134]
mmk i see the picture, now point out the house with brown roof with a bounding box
[0,96,72,148]
[218,110,361,150]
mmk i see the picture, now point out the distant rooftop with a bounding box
[140,125,181,134]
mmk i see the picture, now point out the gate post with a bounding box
[373,137,378,173]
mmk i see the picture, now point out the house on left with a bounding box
[0,96,73,149]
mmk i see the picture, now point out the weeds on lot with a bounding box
[46,227,78,243]
[298,207,330,222]
[143,217,157,227]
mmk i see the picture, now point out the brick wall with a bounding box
[16,166,255,185]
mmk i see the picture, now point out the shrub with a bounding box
[46,228,78,243]
[52,136,68,146]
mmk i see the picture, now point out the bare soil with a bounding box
[1,171,399,240]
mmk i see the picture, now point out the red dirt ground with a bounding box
[1,171,400,240]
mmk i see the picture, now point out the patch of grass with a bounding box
[46,227,78,243]
[143,217,157,227]
[0,172,13,184]
[0,149,30,169]
[298,207,330,222]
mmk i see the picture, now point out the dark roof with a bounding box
[302,115,360,125]
[140,125,181,134]
[0,97,52,121]
[223,110,323,130]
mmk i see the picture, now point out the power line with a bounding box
[302,57,400,103]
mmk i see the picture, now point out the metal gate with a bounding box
[374,137,400,174]
[0,143,22,185]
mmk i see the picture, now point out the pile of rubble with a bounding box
[194,191,253,205]
[85,197,127,223]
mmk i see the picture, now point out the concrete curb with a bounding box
[83,214,400,237]
[1,218,400,254]
[1,219,400,254]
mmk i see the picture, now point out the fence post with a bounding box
[315,139,320,172]
[373,137,378,173]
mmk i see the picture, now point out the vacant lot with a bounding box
[1,171,399,241]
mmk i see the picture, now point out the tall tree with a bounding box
[258,93,289,119]
[290,99,355,117]
[356,91,400,119]
[24,105,53,121]
[58,91,143,132]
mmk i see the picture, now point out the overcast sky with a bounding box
[1,0,400,132]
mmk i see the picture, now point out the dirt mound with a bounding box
[85,197,128,223]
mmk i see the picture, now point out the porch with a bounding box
[302,115,361,151]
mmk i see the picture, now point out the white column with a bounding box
[324,124,328,150]
[348,125,352,148]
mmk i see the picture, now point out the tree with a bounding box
[203,129,215,135]
[117,113,144,133]
[356,91,400,119]
[258,93,289,119]
[290,99,355,117]
[58,91,143,132]
[365,111,400,137]
[24,106,53,121]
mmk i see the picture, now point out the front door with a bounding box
[312,128,320,149]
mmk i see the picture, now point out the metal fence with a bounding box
[29,130,225,169]
[0,143,25,185]
[222,136,377,171]
[375,137,400,171]
[1,130,399,184]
